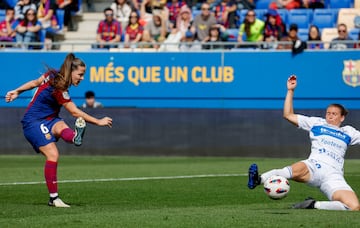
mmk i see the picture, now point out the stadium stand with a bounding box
[321,27,338,49]
[337,8,360,30]
[349,28,360,40]
[255,0,272,9]
[0,9,5,22]
[287,9,313,29]
[312,9,337,29]
[5,0,16,8]
[277,9,288,25]
[226,28,238,42]
[329,0,352,8]
[297,28,309,41]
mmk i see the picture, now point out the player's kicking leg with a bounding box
[248,163,261,189]
[48,196,70,208]
[73,117,86,146]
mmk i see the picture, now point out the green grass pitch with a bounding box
[1,155,360,227]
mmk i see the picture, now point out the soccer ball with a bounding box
[263,175,290,200]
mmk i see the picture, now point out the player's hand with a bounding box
[98,117,113,128]
[5,90,19,103]
[287,75,297,91]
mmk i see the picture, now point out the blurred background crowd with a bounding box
[0,0,359,51]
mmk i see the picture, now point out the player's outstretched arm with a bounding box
[63,101,112,128]
[5,75,45,103]
[283,75,299,126]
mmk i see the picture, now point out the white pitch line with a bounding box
[0,173,247,186]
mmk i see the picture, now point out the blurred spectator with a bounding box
[329,23,354,50]
[307,25,323,49]
[15,0,37,21]
[57,0,77,31]
[356,31,360,49]
[142,10,170,49]
[213,0,237,29]
[269,0,301,10]
[111,0,132,31]
[167,0,186,27]
[37,0,58,30]
[302,0,324,9]
[203,24,228,49]
[237,0,255,10]
[237,9,264,48]
[82,91,103,108]
[94,7,122,49]
[191,2,217,42]
[277,23,298,49]
[140,0,169,24]
[262,9,286,49]
[159,5,192,51]
[15,8,41,49]
[179,30,202,51]
[86,0,95,12]
[175,5,192,38]
[0,8,16,47]
[124,10,143,48]
[37,0,58,49]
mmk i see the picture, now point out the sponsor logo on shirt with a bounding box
[312,126,351,145]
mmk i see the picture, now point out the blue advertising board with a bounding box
[1,51,360,109]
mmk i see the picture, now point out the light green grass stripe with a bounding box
[0,173,246,186]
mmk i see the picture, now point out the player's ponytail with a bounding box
[53,53,86,90]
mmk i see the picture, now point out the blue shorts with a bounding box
[22,117,63,153]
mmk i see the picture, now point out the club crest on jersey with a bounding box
[45,133,51,140]
[342,60,360,87]
[62,91,70,100]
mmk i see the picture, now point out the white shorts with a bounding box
[302,159,354,200]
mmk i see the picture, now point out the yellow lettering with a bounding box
[114,66,125,82]
[223,67,234,82]
[202,67,211,83]
[105,62,114,82]
[192,67,202,83]
[152,67,161,83]
[90,67,104,82]
[164,67,175,82]
[211,67,222,82]
[128,67,139,86]
[177,67,188,82]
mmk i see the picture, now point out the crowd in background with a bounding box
[0,0,78,49]
[1,0,360,50]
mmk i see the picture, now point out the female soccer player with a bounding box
[5,53,113,207]
[248,75,360,211]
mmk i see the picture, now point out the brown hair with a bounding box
[50,53,85,91]
[328,103,348,116]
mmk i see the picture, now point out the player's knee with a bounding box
[349,203,360,211]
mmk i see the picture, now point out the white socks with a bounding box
[260,166,292,184]
[314,201,349,210]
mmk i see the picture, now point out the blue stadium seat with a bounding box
[297,28,309,41]
[312,9,337,28]
[5,0,17,8]
[0,9,5,22]
[255,0,271,9]
[329,0,351,8]
[287,9,313,29]
[192,9,201,19]
[349,28,360,40]
[226,28,239,42]
[277,9,288,25]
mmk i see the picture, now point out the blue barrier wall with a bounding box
[1,51,360,109]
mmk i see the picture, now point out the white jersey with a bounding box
[297,114,360,171]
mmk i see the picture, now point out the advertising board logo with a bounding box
[342,60,360,87]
